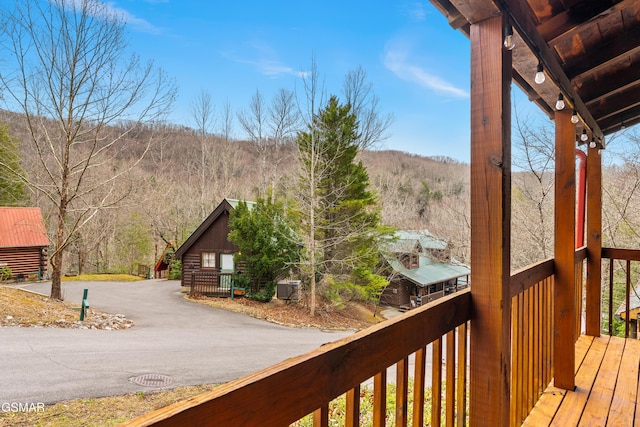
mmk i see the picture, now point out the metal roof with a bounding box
[393,230,449,251]
[0,207,49,248]
[388,256,470,287]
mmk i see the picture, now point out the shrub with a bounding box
[0,266,11,281]
[248,281,276,303]
[169,259,181,280]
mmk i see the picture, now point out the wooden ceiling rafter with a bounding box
[538,0,627,46]
[499,0,604,139]
[563,27,640,80]
[428,0,640,142]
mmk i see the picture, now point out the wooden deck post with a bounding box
[554,109,576,390]
[585,146,602,336]
[469,14,512,427]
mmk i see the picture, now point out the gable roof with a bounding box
[0,207,49,248]
[384,230,449,254]
[174,199,255,259]
[387,255,470,288]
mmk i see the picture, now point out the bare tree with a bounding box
[189,89,216,218]
[0,0,176,299]
[216,99,242,199]
[266,88,301,199]
[511,108,555,268]
[237,89,268,196]
[342,65,393,150]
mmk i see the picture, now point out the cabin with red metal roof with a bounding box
[0,207,49,280]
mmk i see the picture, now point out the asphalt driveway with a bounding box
[1,279,351,405]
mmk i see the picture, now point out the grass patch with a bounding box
[62,274,144,282]
[0,286,80,326]
[0,384,219,427]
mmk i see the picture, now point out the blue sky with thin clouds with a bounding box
[80,1,546,162]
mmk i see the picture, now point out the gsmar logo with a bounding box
[1,402,45,413]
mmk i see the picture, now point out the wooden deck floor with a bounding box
[523,334,640,426]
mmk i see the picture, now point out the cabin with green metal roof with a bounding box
[380,230,469,309]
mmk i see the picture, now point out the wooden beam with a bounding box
[587,85,640,122]
[469,14,512,427]
[585,145,602,336]
[501,0,604,140]
[577,64,640,105]
[599,104,640,134]
[554,108,576,390]
[538,0,632,45]
[564,28,640,80]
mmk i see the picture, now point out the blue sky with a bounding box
[110,0,543,162]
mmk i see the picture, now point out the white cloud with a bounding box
[226,40,307,78]
[106,2,163,34]
[57,1,163,35]
[409,2,427,22]
[383,40,468,98]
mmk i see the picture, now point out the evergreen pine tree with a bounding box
[0,123,28,206]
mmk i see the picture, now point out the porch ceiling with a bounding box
[429,0,640,142]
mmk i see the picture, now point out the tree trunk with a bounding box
[50,211,66,300]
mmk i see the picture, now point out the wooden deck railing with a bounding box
[124,289,471,427]
[125,247,598,426]
[601,247,640,338]
[189,271,234,297]
[508,247,586,426]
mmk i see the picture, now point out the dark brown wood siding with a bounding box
[0,246,47,278]
[380,279,411,308]
[180,211,238,286]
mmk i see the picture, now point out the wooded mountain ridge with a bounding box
[0,109,471,275]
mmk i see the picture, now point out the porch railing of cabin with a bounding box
[601,248,640,338]
[509,247,586,426]
[123,289,471,427]
[125,248,588,427]
[190,271,234,298]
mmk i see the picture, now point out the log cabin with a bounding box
[173,199,255,295]
[0,207,48,280]
[126,1,640,425]
[380,230,470,309]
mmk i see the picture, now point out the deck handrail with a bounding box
[601,247,640,337]
[509,247,586,426]
[124,289,472,426]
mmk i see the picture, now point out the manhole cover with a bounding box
[130,374,174,387]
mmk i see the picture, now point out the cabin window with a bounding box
[220,253,234,272]
[202,252,216,268]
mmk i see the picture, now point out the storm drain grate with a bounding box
[130,374,174,387]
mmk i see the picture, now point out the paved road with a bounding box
[1,280,351,404]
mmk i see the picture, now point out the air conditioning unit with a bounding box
[277,280,301,301]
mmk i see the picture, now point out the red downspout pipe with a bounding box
[576,149,587,248]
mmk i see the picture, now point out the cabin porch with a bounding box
[123,0,640,425]
[525,334,640,426]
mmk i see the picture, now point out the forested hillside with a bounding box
[4,106,640,278]
[0,108,472,275]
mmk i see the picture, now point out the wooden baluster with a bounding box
[626,260,631,338]
[456,323,468,427]
[346,386,360,427]
[373,370,387,427]
[413,346,426,427]
[396,357,409,427]
[445,331,456,426]
[313,404,328,427]
[609,259,614,336]
[432,338,442,427]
